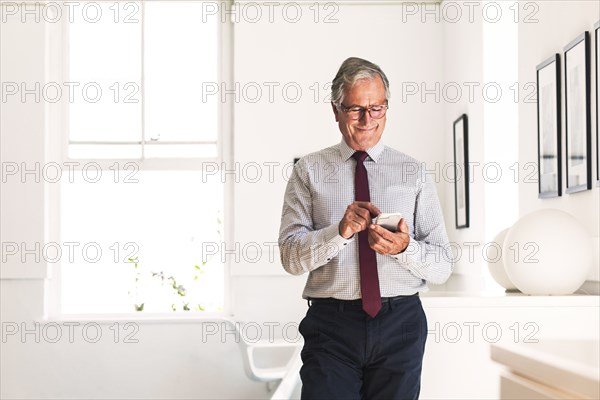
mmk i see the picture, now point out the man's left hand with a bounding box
[367,218,410,255]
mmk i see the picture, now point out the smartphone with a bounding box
[374,213,403,232]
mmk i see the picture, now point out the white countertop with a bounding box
[491,339,600,399]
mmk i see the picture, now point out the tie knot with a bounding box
[352,151,369,163]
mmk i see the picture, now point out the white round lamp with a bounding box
[487,228,518,291]
[502,209,592,295]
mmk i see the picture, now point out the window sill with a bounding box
[0,264,51,280]
[45,311,231,325]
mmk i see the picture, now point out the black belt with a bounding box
[308,293,418,306]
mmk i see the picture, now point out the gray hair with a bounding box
[331,57,391,109]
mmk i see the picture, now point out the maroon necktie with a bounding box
[352,151,382,318]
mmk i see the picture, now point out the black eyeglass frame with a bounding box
[338,103,389,120]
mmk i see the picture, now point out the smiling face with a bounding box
[332,76,387,151]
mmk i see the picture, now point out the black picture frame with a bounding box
[595,21,600,186]
[564,31,592,193]
[453,114,469,229]
[536,54,562,198]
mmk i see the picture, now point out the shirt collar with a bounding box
[339,139,385,163]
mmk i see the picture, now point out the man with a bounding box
[278,57,453,399]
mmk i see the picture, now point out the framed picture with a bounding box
[595,21,600,186]
[564,31,592,193]
[536,54,562,198]
[453,114,469,229]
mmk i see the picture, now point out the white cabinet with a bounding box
[491,339,599,399]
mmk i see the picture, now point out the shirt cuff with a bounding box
[392,237,424,270]
[323,224,353,255]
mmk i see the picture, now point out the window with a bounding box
[59,2,229,314]
[67,1,218,159]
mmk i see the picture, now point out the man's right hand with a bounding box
[339,202,381,239]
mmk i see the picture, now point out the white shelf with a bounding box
[421,292,600,308]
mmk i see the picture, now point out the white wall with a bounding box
[0,2,47,281]
[517,0,600,286]
[441,1,486,293]
[441,0,600,293]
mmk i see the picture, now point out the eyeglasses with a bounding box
[340,103,389,120]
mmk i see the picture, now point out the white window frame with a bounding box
[45,1,235,319]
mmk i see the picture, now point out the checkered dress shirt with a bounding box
[278,139,453,299]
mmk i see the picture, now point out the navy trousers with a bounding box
[298,294,427,400]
